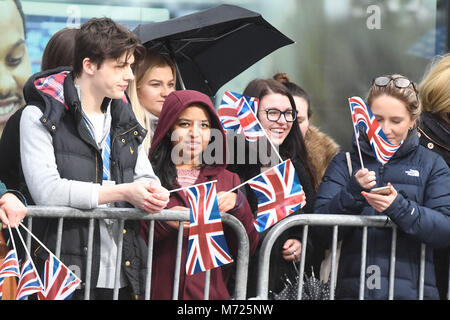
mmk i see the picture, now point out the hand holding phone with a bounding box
[363,183,397,213]
[370,186,391,195]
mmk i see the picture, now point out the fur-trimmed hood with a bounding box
[304,125,340,190]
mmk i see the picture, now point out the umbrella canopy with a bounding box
[134,4,294,96]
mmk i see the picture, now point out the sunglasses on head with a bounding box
[373,76,418,92]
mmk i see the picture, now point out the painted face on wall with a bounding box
[137,65,175,117]
[370,95,416,146]
[0,0,31,135]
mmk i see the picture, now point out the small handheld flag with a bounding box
[218,91,244,134]
[235,95,265,142]
[0,250,20,279]
[37,254,81,300]
[15,259,43,300]
[185,181,233,275]
[218,91,264,142]
[218,91,282,162]
[249,159,306,232]
[17,223,81,300]
[348,96,402,165]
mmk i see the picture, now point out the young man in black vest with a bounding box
[15,17,169,299]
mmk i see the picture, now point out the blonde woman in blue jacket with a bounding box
[314,74,450,299]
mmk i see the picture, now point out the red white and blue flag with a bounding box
[218,91,243,133]
[15,259,43,300]
[185,181,233,275]
[248,159,306,232]
[348,96,402,164]
[0,278,5,299]
[37,254,81,300]
[0,249,20,300]
[0,249,20,279]
[236,95,264,142]
[218,91,264,142]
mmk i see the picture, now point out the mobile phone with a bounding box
[370,186,391,195]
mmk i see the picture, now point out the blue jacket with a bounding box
[314,130,450,299]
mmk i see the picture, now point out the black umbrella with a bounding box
[271,266,331,300]
[133,4,294,96]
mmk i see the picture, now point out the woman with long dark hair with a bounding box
[227,78,318,298]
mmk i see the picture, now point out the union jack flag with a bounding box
[248,159,306,232]
[185,181,233,275]
[0,249,20,279]
[15,259,43,300]
[37,254,81,300]
[218,91,243,133]
[236,95,264,142]
[218,91,264,142]
[348,96,402,164]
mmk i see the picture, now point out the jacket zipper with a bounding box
[378,164,385,185]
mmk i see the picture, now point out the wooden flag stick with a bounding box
[7,225,19,257]
[220,159,288,197]
[348,98,365,169]
[14,225,45,289]
[169,180,218,194]
[19,222,54,258]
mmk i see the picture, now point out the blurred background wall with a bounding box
[17,0,450,150]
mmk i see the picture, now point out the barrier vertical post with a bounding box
[359,226,368,300]
[84,218,95,300]
[144,220,155,300]
[113,219,125,300]
[388,226,397,300]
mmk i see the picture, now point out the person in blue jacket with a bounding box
[314,74,450,299]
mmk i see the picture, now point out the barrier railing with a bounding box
[22,206,250,300]
[256,213,449,300]
[11,209,449,300]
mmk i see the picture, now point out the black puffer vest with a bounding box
[17,67,148,298]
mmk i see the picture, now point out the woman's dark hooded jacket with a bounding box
[314,129,450,299]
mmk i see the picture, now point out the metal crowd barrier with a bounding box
[24,206,250,300]
[256,213,450,300]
